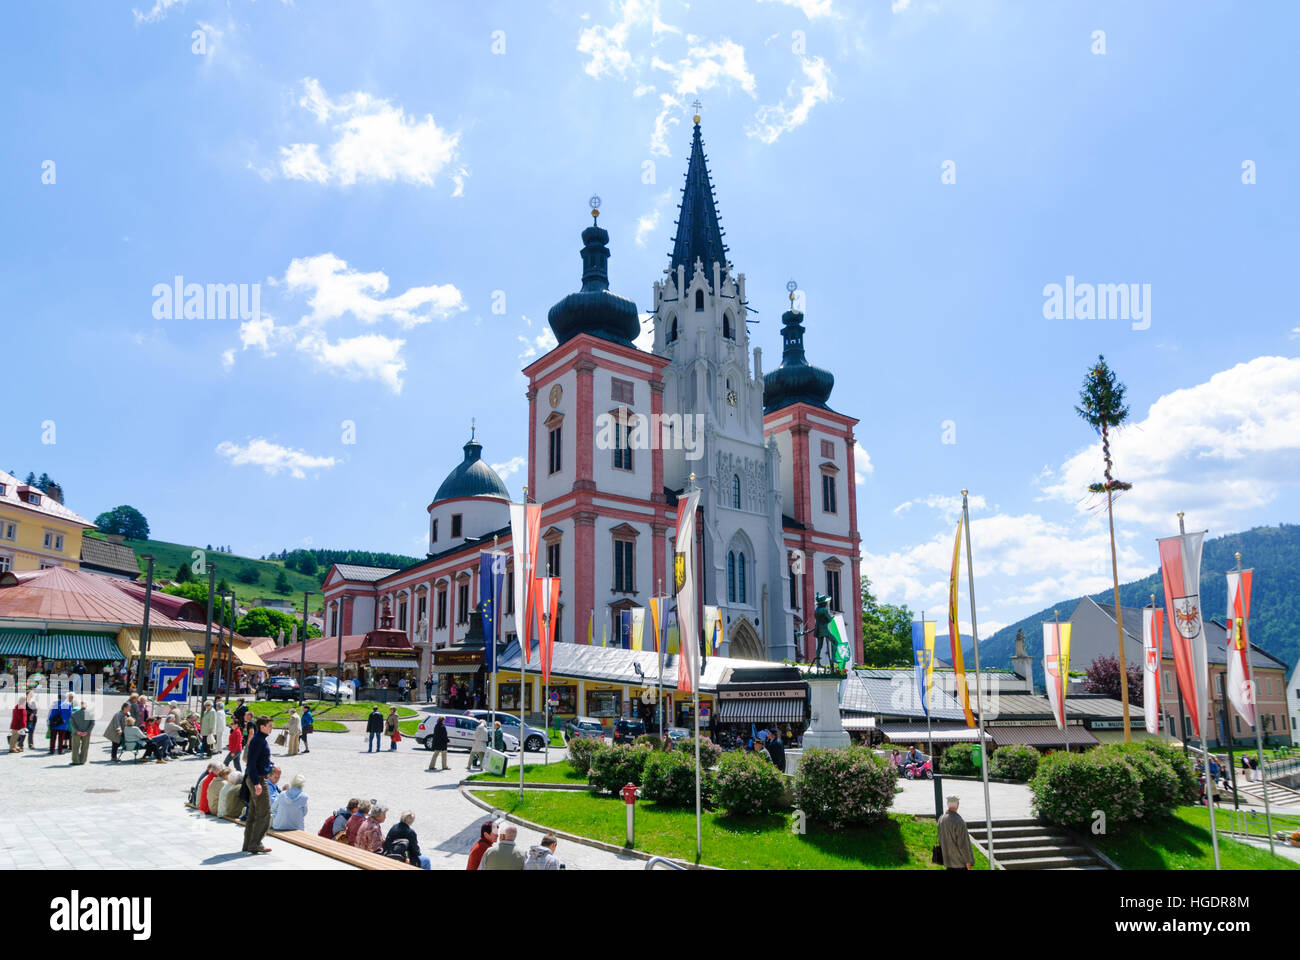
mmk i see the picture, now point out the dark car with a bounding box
[612,718,646,745]
[257,676,303,702]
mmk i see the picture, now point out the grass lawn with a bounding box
[471,789,988,870]
[549,729,565,748]
[465,762,588,785]
[251,700,417,722]
[1091,806,1300,870]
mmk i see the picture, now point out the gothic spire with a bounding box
[668,111,728,282]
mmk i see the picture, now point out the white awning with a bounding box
[841,716,877,731]
[367,658,420,669]
[433,664,480,674]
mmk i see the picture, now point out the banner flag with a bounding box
[947,517,975,727]
[1043,621,1071,730]
[702,606,720,659]
[535,577,560,685]
[479,551,507,672]
[509,503,542,663]
[911,619,936,716]
[1226,569,1255,727]
[666,611,680,655]
[1142,607,1164,736]
[587,610,594,646]
[831,613,851,669]
[648,598,664,653]
[630,607,646,652]
[619,609,632,650]
[675,489,703,694]
[1158,532,1207,738]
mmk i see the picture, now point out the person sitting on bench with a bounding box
[122,718,168,763]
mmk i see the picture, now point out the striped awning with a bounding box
[717,698,806,724]
[116,628,197,662]
[0,632,123,660]
[367,657,421,669]
[987,724,1098,748]
[231,642,268,670]
[879,723,992,744]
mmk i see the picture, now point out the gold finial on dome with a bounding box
[787,279,798,306]
[589,194,601,222]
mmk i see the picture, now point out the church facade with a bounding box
[322,116,862,685]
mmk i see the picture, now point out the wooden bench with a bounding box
[182,803,416,869]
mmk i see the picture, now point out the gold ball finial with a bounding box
[693,114,700,124]
[1177,510,1184,519]
[961,488,968,497]
[1235,551,1242,560]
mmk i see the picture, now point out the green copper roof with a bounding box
[762,308,835,413]
[668,120,728,282]
[434,437,510,502]
[547,219,640,348]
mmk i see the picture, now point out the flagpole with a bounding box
[961,491,995,869]
[657,580,664,738]
[921,611,938,821]
[1178,512,1220,870]
[519,491,528,804]
[1237,551,1274,856]
[1056,612,1069,756]
[1151,593,1166,744]
[491,535,499,778]
[543,563,551,768]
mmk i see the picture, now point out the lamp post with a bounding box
[301,590,313,691]
[201,561,217,706]
[135,555,156,694]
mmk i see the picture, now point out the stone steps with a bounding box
[964,818,1112,871]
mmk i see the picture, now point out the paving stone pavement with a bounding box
[890,776,1037,820]
[0,715,643,870]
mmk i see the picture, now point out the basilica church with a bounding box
[322,115,862,686]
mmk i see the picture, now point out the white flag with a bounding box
[1142,607,1163,736]
[675,489,702,694]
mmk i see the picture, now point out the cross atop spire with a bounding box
[668,116,728,283]
[470,417,476,440]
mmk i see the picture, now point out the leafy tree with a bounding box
[235,566,260,584]
[216,578,231,596]
[163,582,234,622]
[237,606,321,640]
[296,552,318,576]
[1083,654,1144,707]
[274,570,290,594]
[1076,354,1135,739]
[174,562,192,583]
[94,505,150,540]
[860,577,913,667]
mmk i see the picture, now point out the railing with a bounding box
[645,856,687,871]
[1264,756,1300,779]
[1223,807,1300,842]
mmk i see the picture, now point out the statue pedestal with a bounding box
[800,674,849,750]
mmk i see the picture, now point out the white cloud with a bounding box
[132,0,187,23]
[652,39,757,96]
[295,330,406,393]
[756,0,835,18]
[517,324,559,360]
[491,456,527,481]
[284,253,465,330]
[634,314,656,352]
[635,191,673,246]
[891,493,986,520]
[278,78,462,191]
[748,56,832,144]
[216,438,338,479]
[221,348,236,369]
[891,0,912,12]
[854,441,874,484]
[650,93,682,157]
[1040,355,1300,534]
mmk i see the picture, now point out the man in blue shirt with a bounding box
[242,715,274,854]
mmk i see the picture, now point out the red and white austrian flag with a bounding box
[1225,569,1255,727]
[1158,531,1207,739]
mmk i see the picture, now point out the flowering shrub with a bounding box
[940,743,979,776]
[989,744,1039,781]
[714,750,786,816]
[566,737,607,777]
[589,744,654,795]
[675,736,723,770]
[1140,739,1200,804]
[642,748,715,807]
[1030,748,1143,826]
[794,746,896,828]
[633,734,669,750]
[1110,743,1184,817]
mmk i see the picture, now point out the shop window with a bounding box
[549,684,578,715]
[499,682,534,712]
[586,689,623,719]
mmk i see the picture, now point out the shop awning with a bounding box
[231,642,268,670]
[987,724,1098,748]
[433,663,480,674]
[116,628,197,662]
[0,632,124,660]
[841,716,877,731]
[717,698,806,724]
[879,723,992,743]
[367,657,421,669]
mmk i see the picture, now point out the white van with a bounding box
[416,713,518,752]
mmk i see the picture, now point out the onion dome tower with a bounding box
[762,285,835,413]
[433,432,510,502]
[547,200,640,348]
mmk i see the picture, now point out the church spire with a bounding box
[668,105,728,282]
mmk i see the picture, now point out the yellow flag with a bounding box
[948,516,975,727]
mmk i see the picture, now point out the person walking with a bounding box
[69,700,94,765]
[424,673,434,703]
[199,701,217,758]
[397,676,408,702]
[366,706,383,753]
[9,697,27,753]
[466,821,496,870]
[383,811,431,869]
[764,729,786,774]
[468,720,488,771]
[426,716,450,771]
[491,720,506,753]
[300,704,313,754]
[47,694,70,755]
[355,804,386,853]
[105,702,130,762]
[937,795,974,870]
[270,773,309,831]
[285,707,301,756]
[212,699,226,744]
[24,690,38,750]
[232,698,248,731]
[224,721,244,771]
[524,835,566,870]
[385,707,401,751]
[242,715,274,854]
[481,824,525,870]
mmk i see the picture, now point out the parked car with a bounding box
[564,717,606,742]
[666,727,691,743]
[416,713,519,752]
[299,676,355,702]
[463,710,548,752]
[612,718,647,745]
[257,676,303,702]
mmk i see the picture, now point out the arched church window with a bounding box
[695,289,704,311]
[727,551,736,603]
[738,553,747,604]
[732,474,741,509]
[668,316,678,343]
[723,312,732,339]
[432,519,438,543]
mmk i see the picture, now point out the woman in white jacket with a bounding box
[270,774,309,831]
[285,709,301,756]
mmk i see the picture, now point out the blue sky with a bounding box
[4,0,1297,637]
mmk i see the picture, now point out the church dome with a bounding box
[762,307,835,413]
[547,216,641,348]
[434,437,510,502]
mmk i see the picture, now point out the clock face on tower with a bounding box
[726,389,738,406]
[549,383,563,408]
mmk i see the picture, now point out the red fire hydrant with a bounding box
[622,783,638,847]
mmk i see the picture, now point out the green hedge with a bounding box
[1030,748,1144,827]
[714,750,786,816]
[941,743,979,776]
[676,736,723,770]
[794,746,896,829]
[566,737,607,777]
[642,749,715,807]
[589,744,655,795]
[989,744,1039,782]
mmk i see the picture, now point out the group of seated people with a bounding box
[193,761,309,831]
[318,797,432,870]
[122,708,203,763]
